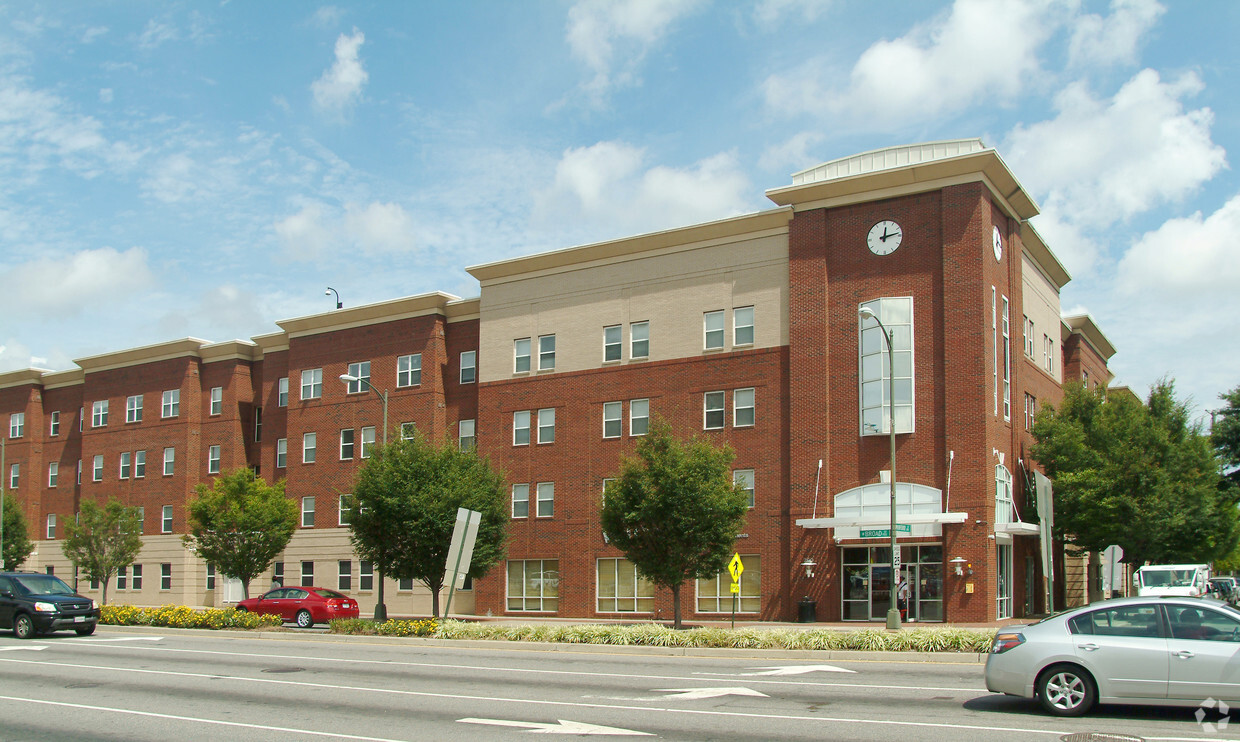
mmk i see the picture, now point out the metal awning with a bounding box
[994,522,1040,536]
[795,512,969,529]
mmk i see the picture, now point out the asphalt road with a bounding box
[0,626,1224,741]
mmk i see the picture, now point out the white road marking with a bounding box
[0,645,47,651]
[65,636,163,642]
[458,718,652,735]
[740,665,856,675]
[653,687,769,700]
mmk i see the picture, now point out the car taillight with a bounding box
[991,631,1025,654]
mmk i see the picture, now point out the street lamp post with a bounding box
[339,373,389,621]
[859,306,901,631]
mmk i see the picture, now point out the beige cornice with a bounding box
[1021,222,1071,289]
[276,292,461,339]
[75,338,211,374]
[251,332,290,355]
[0,368,53,390]
[445,297,480,323]
[41,368,84,389]
[199,340,261,364]
[1062,314,1117,361]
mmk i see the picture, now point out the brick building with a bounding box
[0,139,1114,622]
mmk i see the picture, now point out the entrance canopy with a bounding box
[796,482,967,540]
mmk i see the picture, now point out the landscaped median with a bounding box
[100,606,997,652]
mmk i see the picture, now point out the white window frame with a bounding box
[275,438,287,468]
[126,395,142,423]
[458,419,475,451]
[734,388,755,428]
[162,447,175,476]
[300,561,314,587]
[338,494,353,526]
[1001,295,1011,422]
[603,325,622,362]
[48,411,58,436]
[303,432,317,463]
[134,450,146,478]
[397,353,422,387]
[301,368,323,400]
[400,422,416,440]
[513,411,530,446]
[161,505,173,534]
[47,513,57,539]
[302,496,315,528]
[507,559,559,612]
[858,297,914,436]
[340,428,355,460]
[704,310,725,350]
[210,387,223,415]
[630,398,649,436]
[9,463,18,489]
[338,560,352,591]
[536,482,554,518]
[206,445,220,474]
[514,338,531,373]
[734,306,754,346]
[992,287,998,417]
[161,389,180,418]
[596,557,654,613]
[734,469,755,508]
[161,563,172,591]
[538,335,556,371]
[92,400,108,428]
[356,426,373,459]
[704,391,725,430]
[603,402,621,439]
[537,408,555,444]
[9,413,23,438]
[278,377,289,407]
[630,320,649,359]
[512,484,529,518]
[48,462,58,487]
[345,362,371,394]
[92,455,103,482]
[120,452,131,479]
[459,351,476,384]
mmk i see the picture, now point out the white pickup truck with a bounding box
[1132,563,1211,597]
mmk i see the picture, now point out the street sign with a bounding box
[859,524,911,538]
[443,507,481,616]
[728,553,744,582]
[730,582,740,594]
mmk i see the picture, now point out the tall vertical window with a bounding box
[120,452,131,479]
[126,395,143,423]
[303,433,317,463]
[536,482,554,517]
[992,288,998,416]
[254,407,262,442]
[163,447,175,476]
[338,494,353,526]
[734,469,755,508]
[538,335,556,370]
[134,450,146,478]
[9,463,18,489]
[47,514,57,539]
[117,566,127,591]
[995,465,1013,528]
[514,338,531,373]
[338,560,352,591]
[92,455,103,482]
[161,505,173,533]
[858,297,914,435]
[360,427,375,458]
[704,391,725,430]
[704,310,725,350]
[512,484,529,518]
[507,559,559,611]
[630,398,649,436]
[1044,334,1055,374]
[301,369,323,400]
[210,387,223,415]
[359,561,373,591]
[459,419,475,451]
[597,558,654,612]
[9,413,24,438]
[135,507,144,533]
[301,561,314,587]
[161,389,180,418]
[1001,296,1011,422]
[206,564,215,591]
[997,544,1013,620]
[161,563,172,591]
[603,325,622,362]
[346,362,371,394]
[1025,394,1037,431]
[130,563,143,589]
[397,354,422,387]
[603,402,621,439]
[734,388,755,427]
[92,400,108,428]
[340,429,355,460]
[48,462,58,487]
[1024,316,1035,357]
[734,306,754,346]
[48,411,59,436]
[302,496,315,528]
[276,438,287,468]
[537,408,555,444]
[630,321,649,359]
[278,377,289,407]
[513,411,530,446]
[208,445,221,474]
[459,351,476,384]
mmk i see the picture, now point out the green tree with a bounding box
[1213,385,1240,487]
[61,498,144,605]
[2,493,35,570]
[600,419,750,628]
[184,468,297,599]
[349,433,509,618]
[1032,380,1239,566]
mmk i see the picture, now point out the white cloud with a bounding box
[312,29,367,115]
[310,6,346,29]
[565,0,703,104]
[344,201,417,254]
[753,0,832,28]
[81,26,108,43]
[274,202,335,260]
[1116,193,1240,298]
[1067,0,1164,69]
[758,131,826,175]
[275,200,418,259]
[2,247,154,318]
[98,87,113,103]
[136,19,178,50]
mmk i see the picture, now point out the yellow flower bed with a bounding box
[101,604,282,630]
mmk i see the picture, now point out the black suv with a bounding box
[0,572,101,639]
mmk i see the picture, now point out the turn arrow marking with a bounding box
[653,687,769,700]
[459,718,652,735]
[741,665,857,676]
[0,645,48,652]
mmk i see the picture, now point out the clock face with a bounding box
[992,225,1003,261]
[867,220,902,255]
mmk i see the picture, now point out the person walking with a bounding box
[897,576,911,622]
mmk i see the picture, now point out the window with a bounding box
[992,288,998,417]
[338,560,352,591]
[398,354,422,387]
[1024,316,1035,357]
[126,395,142,423]
[1070,605,1161,638]
[734,469,755,508]
[630,398,649,436]
[276,438,287,468]
[303,433,317,463]
[120,452,131,479]
[210,387,223,415]
[1001,296,1011,422]
[538,335,556,371]
[537,408,555,444]
[603,325,622,362]
[346,362,371,394]
[399,577,413,591]
[208,445,221,474]
[301,561,314,587]
[163,447,175,476]
[459,419,475,451]
[9,412,24,438]
[134,450,146,478]
[161,389,180,418]
[507,559,559,611]
[302,496,315,528]
[136,507,144,534]
[79,408,83,432]
[704,310,725,350]
[597,558,654,612]
[603,402,621,438]
[513,411,530,446]
[117,566,127,591]
[9,463,17,489]
[360,426,375,458]
[359,561,373,591]
[460,351,476,384]
[997,543,1013,619]
[278,377,289,407]
[995,465,1013,528]
[162,505,173,533]
[132,564,143,590]
[301,368,323,400]
[1025,394,1037,431]
[338,494,353,526]
[77,460,81,485]
[704,391,725,430]
[92,400,108,428]
[48,462,58,487]
[630,321,649,359]
[514,338,531,373]
[734,388,755,427]
[536,482,554,517]
[206,564,215,591]
[161,563,172,591]
[340,428,355,460]
[46,514,56,539]
[1044,334,1055,373]
[92,455,103,482]
[273,562,284,587]
[697,554,760,613]
[512,484,529,518]
[734,306,754,346]
[858,297,914,435]
[49,411,59,436]
[400,422,416,440]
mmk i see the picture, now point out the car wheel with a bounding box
[1038,664,1096,717]
[295,609,313,628]
[75,624,96,637]
[235,606,248,613]
[13,614,37,640]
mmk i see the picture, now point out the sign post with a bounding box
[728,553,744,629]
[443,508,481,618]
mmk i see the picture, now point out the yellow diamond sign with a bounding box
[728,552,744,582]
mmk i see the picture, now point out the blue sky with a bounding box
[2,0,1237,421]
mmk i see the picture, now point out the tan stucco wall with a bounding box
[1021,253,1062,383]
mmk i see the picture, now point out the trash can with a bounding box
[797,596,817,623]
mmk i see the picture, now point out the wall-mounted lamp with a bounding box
[800,558,817,578]
[950,557,970,577]
[325,286,342,309]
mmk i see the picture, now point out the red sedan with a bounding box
[235,586,359,628]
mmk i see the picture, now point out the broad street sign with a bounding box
[859,524,911,538]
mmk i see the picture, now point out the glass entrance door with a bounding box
[870,565,892,620]
[842,544,944,622]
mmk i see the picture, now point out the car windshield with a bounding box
[1140,569,1197,587]
[311,588,347,599]
[11,574,76,596]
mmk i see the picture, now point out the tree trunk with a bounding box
[101,577,109,607]
[430,578,441,618]
[671,583,682,629]
[241,578,250,600]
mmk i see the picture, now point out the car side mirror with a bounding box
[0,590,12,598]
